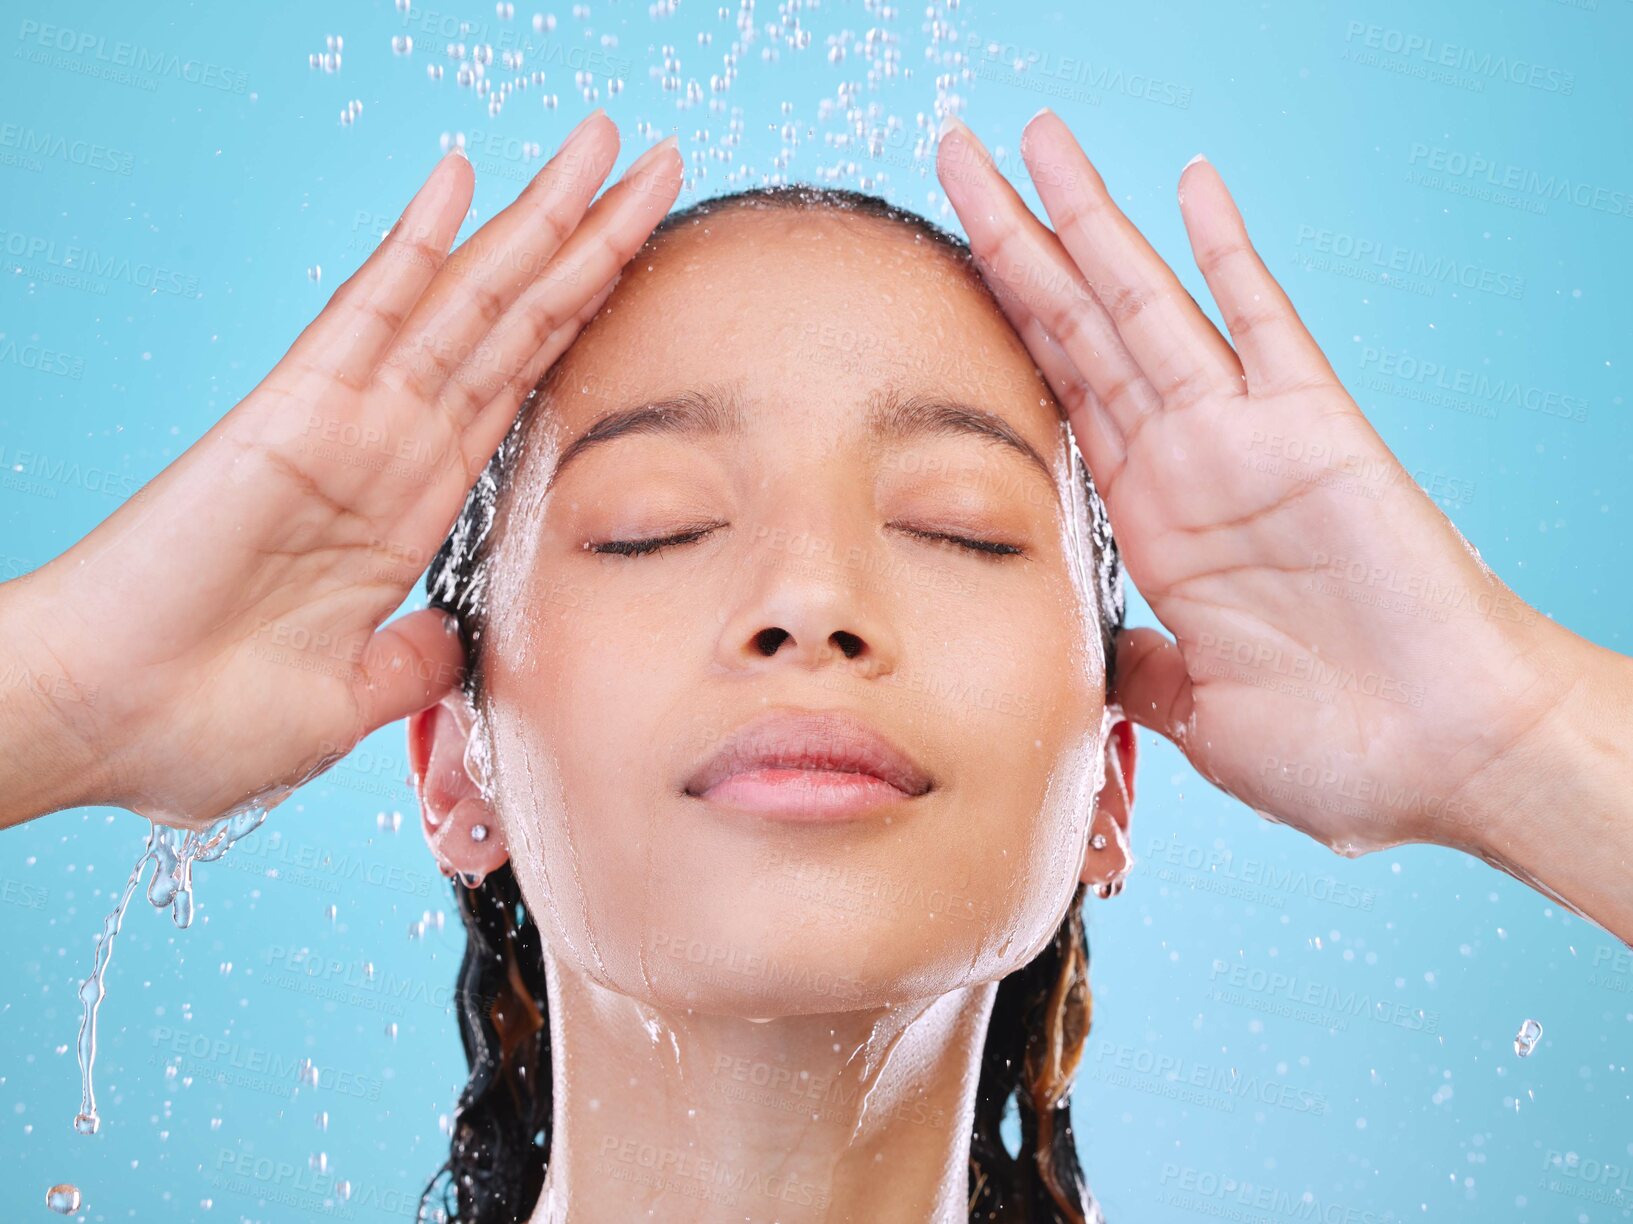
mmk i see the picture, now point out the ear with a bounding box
[406,690,509,882]
[1079,712,1137,897]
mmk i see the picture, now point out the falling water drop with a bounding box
[46,1184,82,1214]
[1513,1018,1543,1057]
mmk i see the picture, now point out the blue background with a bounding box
[2,0,1629,1219]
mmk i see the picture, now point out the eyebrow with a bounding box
[545,384,1059,495]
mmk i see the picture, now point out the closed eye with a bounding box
[584,523,723,556]
[889,524,1026,561]
[584,523,1026,561]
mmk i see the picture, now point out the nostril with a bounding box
[833,630,862,659]
[754,627,789,656]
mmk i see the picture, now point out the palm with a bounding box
[23,117,682,829]
[938,114,1562,854]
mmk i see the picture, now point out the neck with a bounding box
[525,948,999,1223]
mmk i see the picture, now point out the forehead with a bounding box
[538,206,1062,453]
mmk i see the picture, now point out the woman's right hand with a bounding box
[0,111,683,832]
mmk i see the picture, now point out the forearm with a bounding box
[0,575,105,829]
[1456,625,1633,946]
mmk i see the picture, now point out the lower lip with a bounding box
[691,767,918,821]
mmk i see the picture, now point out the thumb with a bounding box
[355,607,467,736]
[1111,627,1195,750]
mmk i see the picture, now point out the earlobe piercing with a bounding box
[470,824,489,843]
[1090,832,1107,851]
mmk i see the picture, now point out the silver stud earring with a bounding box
[1090,832,1107,851]
[470,824,488,843]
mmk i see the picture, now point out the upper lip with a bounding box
[683,708,935,799]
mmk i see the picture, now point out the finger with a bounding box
[960,218,1130,484]
[285,151,474,383]
[355,607,466,735]
[1012,311,1131,489]
[1110,627,1195,750]
[376,109,619,408]
[466,266,623,450]
[937,117,1162,454]
[1019,108,1245,407]
[438,136,683,447]
[1176,156,1339,397]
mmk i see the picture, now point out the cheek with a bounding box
[481,590,693,982]
[927,576,1104,954]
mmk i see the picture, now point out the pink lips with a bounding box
[683,709,934,822]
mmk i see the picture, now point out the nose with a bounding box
[719,567,899,680]
[752,625,864,660]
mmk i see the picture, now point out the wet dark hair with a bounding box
[417,185,1126,1224]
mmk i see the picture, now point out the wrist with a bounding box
[0,570,110,827]
[1452,620,1633,913]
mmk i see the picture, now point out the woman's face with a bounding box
[424,207,1131,1015]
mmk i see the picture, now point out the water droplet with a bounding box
[46,1185,81,1214]
[392,35,414,55]
[1514,1018,1543,1057]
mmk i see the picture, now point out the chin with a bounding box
[570,887,1039,1015]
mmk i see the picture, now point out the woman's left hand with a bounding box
[934,109,1592,860]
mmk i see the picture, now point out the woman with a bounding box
[408,179,1134,1223]
[0,108,1628,1221]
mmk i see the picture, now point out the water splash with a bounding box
[72,801,274,1136]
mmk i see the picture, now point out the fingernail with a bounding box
[1028,106,1054,123]
[559,106,608,153]
[937,112,970,142]
[625,134,679,177]
[1183,152,1209,170]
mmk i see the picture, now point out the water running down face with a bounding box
[411,200,1137,1017]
